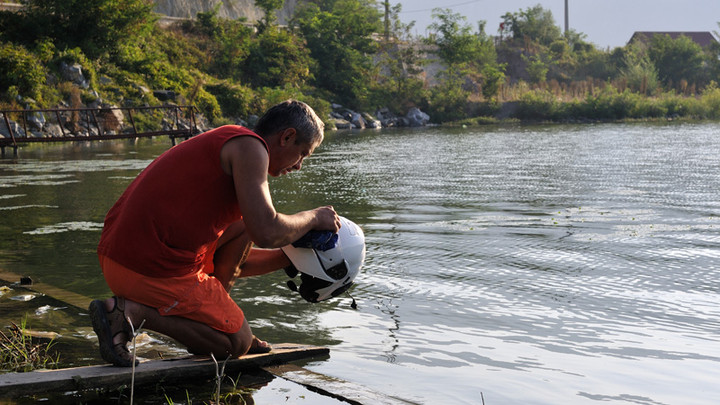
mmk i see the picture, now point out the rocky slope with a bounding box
[153,0,299,24]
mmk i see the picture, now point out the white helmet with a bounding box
[282,216,366,303]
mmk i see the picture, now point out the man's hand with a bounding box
[313,205,341,233]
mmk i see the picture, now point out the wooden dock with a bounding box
[0,268,416,404]
[0,344,328,397]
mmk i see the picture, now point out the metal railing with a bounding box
[0,105,200,156]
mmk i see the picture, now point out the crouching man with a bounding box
[89,100,340,366]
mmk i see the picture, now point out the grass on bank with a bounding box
[446,81,720,126]
[0,317,59,373]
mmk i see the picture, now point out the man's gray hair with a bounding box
[254,100,324,145]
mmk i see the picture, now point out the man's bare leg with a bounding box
[101,298,259,357]
[101,220,288,360]
[212,220,292,291]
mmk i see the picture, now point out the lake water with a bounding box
[1,122,719,404]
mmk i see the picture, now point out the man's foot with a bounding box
[247,335,272,354]
[89,297,139,367]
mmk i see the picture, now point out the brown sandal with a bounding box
[89,297,138,367]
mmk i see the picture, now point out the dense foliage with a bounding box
[1,0,155,59]
[1,0,719,126]
[293,0,382,109]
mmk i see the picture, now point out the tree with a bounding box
[426,8,504,100]
[184,8,253,81]
[706,28,720,87]
[0,43,46,100]
[292,0,382,108]
[242,26,313,88]
[423,67,469,122]
[647,34,706,91]
[558,30,614,82]
[427,8,483,66]
[620,43,659,95]
[500,5,562,47]
[255,0,285,33]
[522,53,549,84]
[373,2,427,112]
[481,63,505,100]
[7,0,156,59]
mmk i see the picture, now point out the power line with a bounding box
[400,0,484,14]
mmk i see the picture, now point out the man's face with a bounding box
[269,132,321,177]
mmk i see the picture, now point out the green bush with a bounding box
[132,109,164,133]
[557,99,583,119]
[422,69,470,123]
[700,82,720,119]
[514,89,558,120]
[32,38,56,64]
[55,47,97,88]
[582,88,634,120]
[424,85,470,123]
[206,82,254,119]
[0,43,46,100]
[18,0,156,60]
[629,97,667,118]
[659,93,691,117]
[470,100,502,117]
[369,68,427,116]
[523,54,550,84]
[241,26,312,88]
[143,60,195,91]
[481,64,506,100]
[193,87,222,125]
[113,32,195,91]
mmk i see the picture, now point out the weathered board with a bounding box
[265,363,419,405]
[0,343,329,397]
[0,268,91,309]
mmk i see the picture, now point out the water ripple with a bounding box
[23,221,104,234]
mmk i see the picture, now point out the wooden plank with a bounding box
[264,363,418,405]
[0,343,329,397]
[0,268,92,310]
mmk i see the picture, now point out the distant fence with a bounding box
[0,105,201,157]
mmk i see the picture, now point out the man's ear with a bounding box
[279,128,296,146]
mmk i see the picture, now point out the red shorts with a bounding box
[99,254,245,334]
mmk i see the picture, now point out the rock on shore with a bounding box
[330,105,432,130]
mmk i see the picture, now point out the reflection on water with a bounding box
[1,123,720,404]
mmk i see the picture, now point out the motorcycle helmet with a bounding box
[282,216,365,303]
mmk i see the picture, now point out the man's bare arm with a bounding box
[220,137,339,248]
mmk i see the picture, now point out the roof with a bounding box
[629,31,718,48]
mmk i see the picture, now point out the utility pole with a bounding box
[564,0,569,34]
[384,0,390,42]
